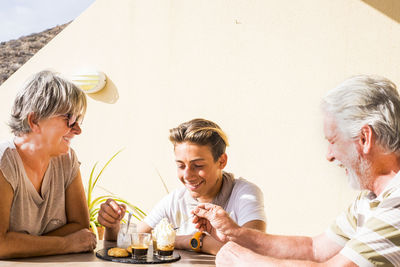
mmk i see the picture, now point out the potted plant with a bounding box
[86,150,146,239]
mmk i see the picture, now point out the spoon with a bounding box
[125,212,132,235]
[173,216,192,230]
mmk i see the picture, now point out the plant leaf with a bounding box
[97,185,117,195]
[155,167,169,194]
[124,202,147,219]
[113,198,146,220]
[90,207,100,218]
[87,161,98,208]
[90,221,99,240]
[86,149,147,225]
[92,149,123,190]
[88,195,115,211]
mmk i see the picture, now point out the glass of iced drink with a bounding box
[117,223,137,249]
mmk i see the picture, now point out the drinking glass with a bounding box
[117,223,137,249]
[131,233,151,260]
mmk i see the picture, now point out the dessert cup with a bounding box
[153,218,176,260]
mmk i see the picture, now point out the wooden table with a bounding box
[0,241,216,267]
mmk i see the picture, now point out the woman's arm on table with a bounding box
[175,219,266,255]
[0,171,96,259]
[45,171,90,236]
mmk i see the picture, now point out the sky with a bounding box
[0,0,95,42]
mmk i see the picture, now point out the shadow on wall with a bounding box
[361,0,400,23]
[86,76,119,104]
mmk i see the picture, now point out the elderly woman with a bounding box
[0,71,96,259]
[99,118,266,255]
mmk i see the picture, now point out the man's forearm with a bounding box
[245,255,321,267]
[228,227,315,260]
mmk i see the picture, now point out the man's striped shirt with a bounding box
[327,173,400,267]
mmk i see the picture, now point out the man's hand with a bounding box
[192,203,240,243]
[98,198,126,230]
[64,229,97,253]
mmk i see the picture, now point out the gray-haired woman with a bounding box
[0,71,96,259]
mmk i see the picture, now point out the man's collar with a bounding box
[366,171,400,201]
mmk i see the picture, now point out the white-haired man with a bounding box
[192,75,400,266]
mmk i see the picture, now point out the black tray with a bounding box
[96,248,181,264]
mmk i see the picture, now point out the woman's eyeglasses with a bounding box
[60,114,83,128]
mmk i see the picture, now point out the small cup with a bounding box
[117,223,137,249]
[131,233,151,260]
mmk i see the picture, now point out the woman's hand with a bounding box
[63,228,97,253]
[98,199,126,230]
[98,198,126,241]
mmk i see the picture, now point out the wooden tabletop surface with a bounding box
[0,240,216,267]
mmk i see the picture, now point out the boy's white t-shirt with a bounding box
[144,176,266,235]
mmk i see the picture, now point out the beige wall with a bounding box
[1,0,400,236]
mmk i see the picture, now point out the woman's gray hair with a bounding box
[322,75,400,154]
[9,70,87,135]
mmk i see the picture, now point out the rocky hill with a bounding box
[0,23,69,86]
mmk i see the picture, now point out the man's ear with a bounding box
[359,124,374,154]
[218,153,228,169]
[27,113,40,133]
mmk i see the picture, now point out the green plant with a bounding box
[86,150,147,239]
[155,167,169,194]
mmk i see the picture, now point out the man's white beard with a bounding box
[347,168,362,190]
[334,148,371,191]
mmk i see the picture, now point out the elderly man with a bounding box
[192,75,400,266]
